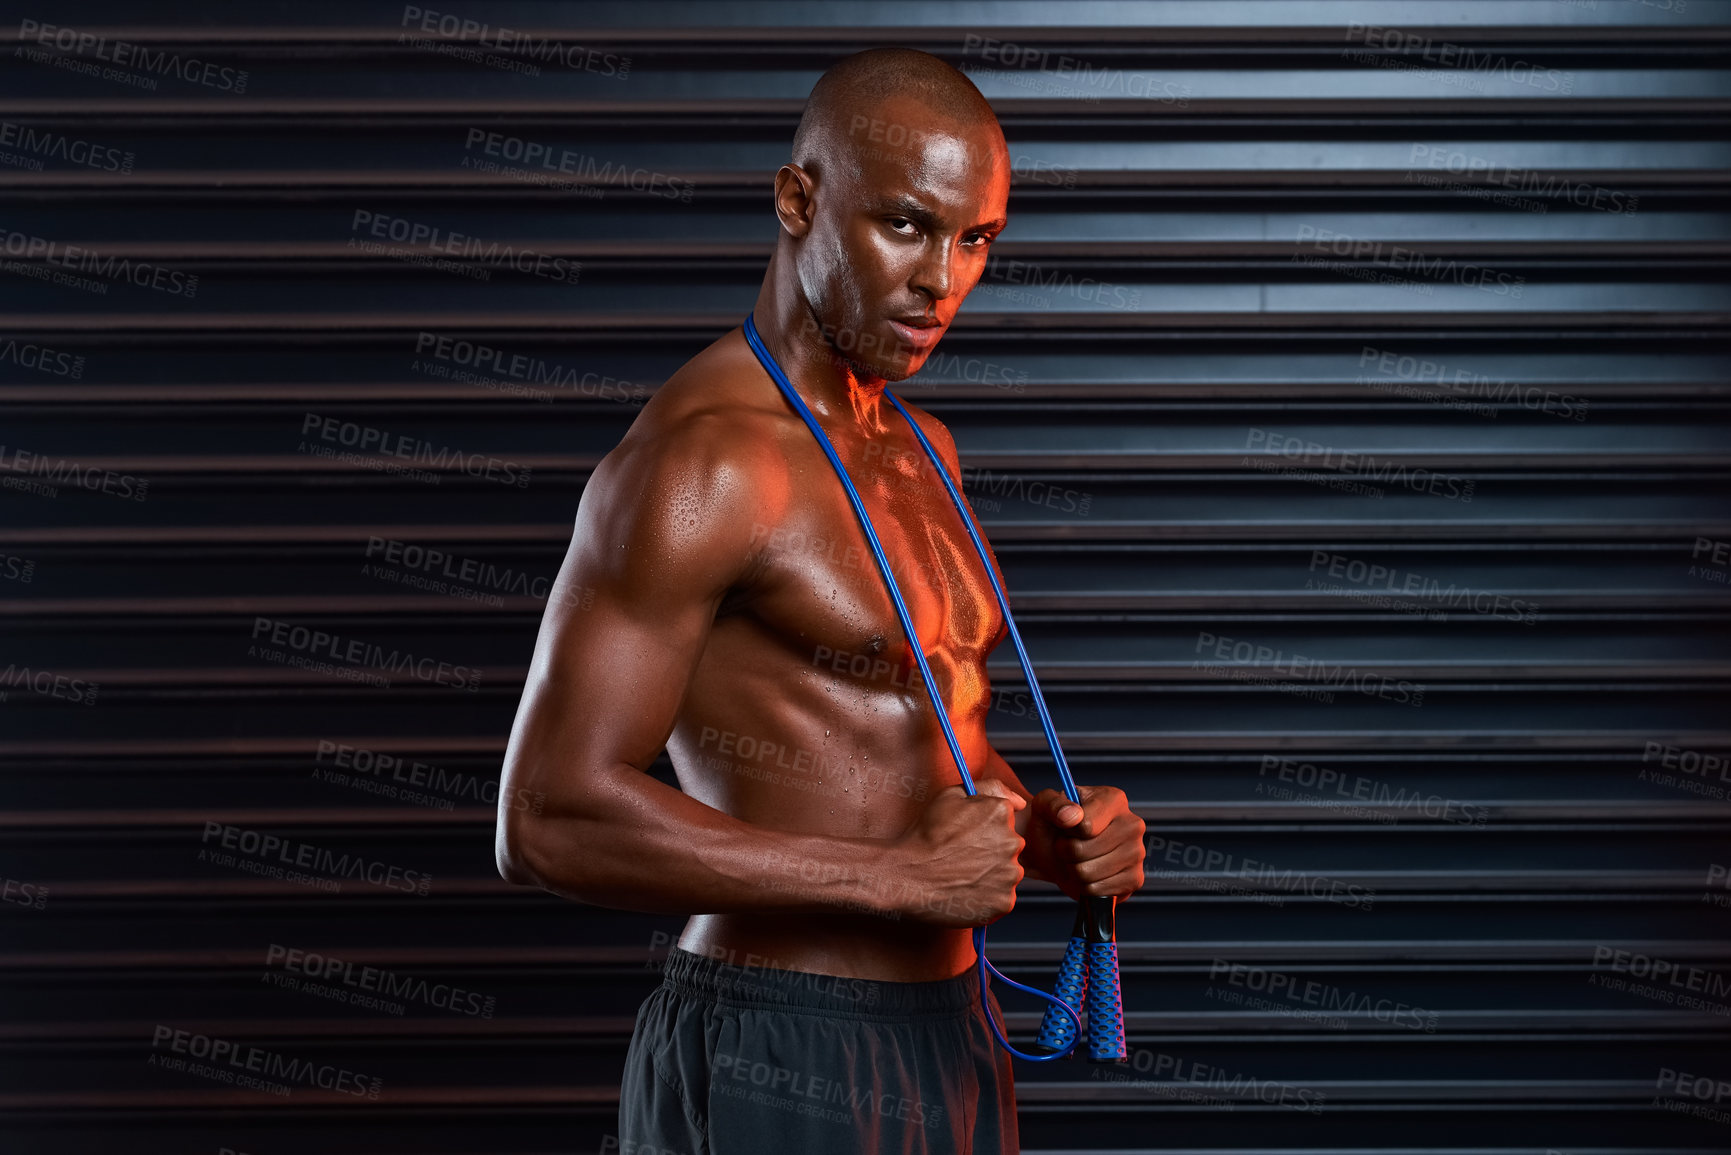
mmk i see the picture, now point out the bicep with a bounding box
[504,433,763,798]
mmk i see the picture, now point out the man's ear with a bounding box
[773,163,817,239]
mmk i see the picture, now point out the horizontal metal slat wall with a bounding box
[1,1,1728,1152]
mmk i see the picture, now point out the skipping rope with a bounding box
[742,313,1127,1063]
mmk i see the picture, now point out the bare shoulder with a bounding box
[576,329,791,589]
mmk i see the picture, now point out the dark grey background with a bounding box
[2,2,1729,1152]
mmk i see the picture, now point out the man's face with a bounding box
[797,97,1009,382]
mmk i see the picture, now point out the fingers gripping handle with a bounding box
[1084,895,1127,1062]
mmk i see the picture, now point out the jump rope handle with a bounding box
[1083,895,1127,1061]
[1031,896,1127,1061]
[1032,908,1087,1055]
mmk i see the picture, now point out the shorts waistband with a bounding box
[659,947,978,1021]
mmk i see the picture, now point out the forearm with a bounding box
[504,760,906,917]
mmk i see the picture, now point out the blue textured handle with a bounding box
[1086,940,1127,1062]
[1033,936,1087,1054]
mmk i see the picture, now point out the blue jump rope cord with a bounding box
[742,314,1085,1062]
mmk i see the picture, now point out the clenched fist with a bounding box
[889,779,1026,927]
[1022,784,1145,902]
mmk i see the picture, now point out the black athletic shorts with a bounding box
[618,946,1018,1155]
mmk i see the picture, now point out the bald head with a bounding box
[792,48,1004,177]
[761,48,1010,384]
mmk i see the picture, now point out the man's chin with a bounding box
[827,347,926,385]
[877,345,937,384]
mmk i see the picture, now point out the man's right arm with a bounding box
[493,411,1024,925]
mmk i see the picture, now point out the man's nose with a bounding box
[911,238,957,302]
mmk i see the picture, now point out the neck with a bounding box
[750,257,890,434]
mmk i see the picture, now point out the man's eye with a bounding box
[888,218,916,234]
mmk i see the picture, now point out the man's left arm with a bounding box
[977,747,1146,902]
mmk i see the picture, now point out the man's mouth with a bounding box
[887,317,943,352]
